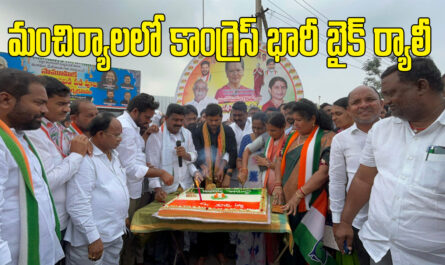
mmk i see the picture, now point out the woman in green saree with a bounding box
[273,99,335,264]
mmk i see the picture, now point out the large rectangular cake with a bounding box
[157,188,269,223]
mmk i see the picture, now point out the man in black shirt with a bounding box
[192,103,237,265]
[193,103,237,189]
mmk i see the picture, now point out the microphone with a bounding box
[176,140,182,167]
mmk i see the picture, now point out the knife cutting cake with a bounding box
[157,188,269,223]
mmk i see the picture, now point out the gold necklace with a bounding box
[296,135,309,146]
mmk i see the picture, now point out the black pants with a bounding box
[55,229,67,265]
[353,227,370,265]
[196,232,228,258]
[149,231,184,265]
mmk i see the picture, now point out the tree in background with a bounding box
[362,55,398,92]
[363,56,382,92]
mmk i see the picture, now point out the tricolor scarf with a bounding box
[280,126,323,212]
[202,122,225,183]
[280,125,335,265]
[294,190,337,265]
[67,122,83,135]
[0,120,61,265]
[262,134,285,190]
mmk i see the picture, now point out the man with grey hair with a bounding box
[329,85,382,265]
[186,79,217,115]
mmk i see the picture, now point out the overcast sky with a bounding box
[1,0,444,104]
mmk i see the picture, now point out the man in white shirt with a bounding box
[329,85,382,265]
[335,58,445,265]
[0,69,64,265]
[147,104,200,198]
[146,104,202,264]
[186,79,217,115]
[117,93,174,265]
[65,113,129,264]
[66,99,98,138]
[229,101,252,188]
[230,101,253,152]
[25,76,89,256]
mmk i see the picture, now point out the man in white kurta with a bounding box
[145,104,200,263]
[229,102,253,152]
[116,93,173,264]
[26,117,88,231]
[0,130,65,265]
[65,114,129,264]
[26,76,89,236]
[0,68,63,265]
[146,104,200,196]
[229,101,252,190]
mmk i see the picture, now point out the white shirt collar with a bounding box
[437,108,445,125]
[163,125,185,142]
[193,97,207,104]
[392,108,445,125]
[350,118,381,134]
[349,123,359,134]
[11,127,23,137]
[122,111,138,130]
[92,142,118,158]
[233,117,251,131]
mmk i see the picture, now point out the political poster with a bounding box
[175,42,303,118]
[0,52,141,109]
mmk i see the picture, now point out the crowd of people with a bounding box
[0,57,444,265]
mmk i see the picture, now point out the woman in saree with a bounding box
[237,112,286,265]
[274,99,335,264]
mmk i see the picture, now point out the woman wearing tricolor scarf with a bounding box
[274,99,336,265]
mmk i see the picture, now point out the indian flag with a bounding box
[294,190,337,265]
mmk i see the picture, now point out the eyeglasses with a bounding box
[104,131,122,139]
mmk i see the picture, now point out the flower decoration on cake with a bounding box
[211,192,227,200]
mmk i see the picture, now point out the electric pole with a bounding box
[256,0,263,42]
[255,0,269,42]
